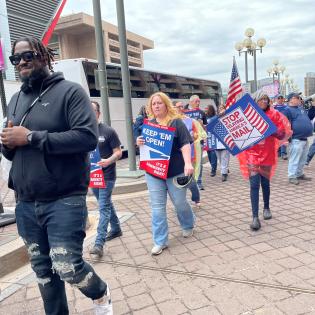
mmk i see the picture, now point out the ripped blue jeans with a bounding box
[15,195,107,315]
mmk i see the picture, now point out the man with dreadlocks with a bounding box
[0,37,113,314]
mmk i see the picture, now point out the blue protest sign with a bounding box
[207,93,277,155]
[89,147,105,188]
[140,120,175,179]
[206,131,225,150]
[184,109,203,120]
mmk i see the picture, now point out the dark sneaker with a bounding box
[210,170,216,177]
[263,208,272,220]
[89,245,104,258]
[250,217,261,231]
[222,174,228,182]
[282,154,288,160]
[105,230,122,241]
[297,174,312,181]
[198,184,205,190]
[289,178,299,185]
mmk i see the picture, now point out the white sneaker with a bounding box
[94,285,113,315]
[182,229,194,238]
[151,244,168,255]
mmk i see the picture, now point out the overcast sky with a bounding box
[62,0,315,93]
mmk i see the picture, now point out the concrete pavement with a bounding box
[1,155,315,314]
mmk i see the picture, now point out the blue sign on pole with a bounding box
[184,109,203,120]
[206,132,225,150]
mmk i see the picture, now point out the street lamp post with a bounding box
[267,59,286,82]
[281,73,297,96]
[235,28,266,92]
[267,59,286,94]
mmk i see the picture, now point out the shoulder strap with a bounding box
[19,83,56,126]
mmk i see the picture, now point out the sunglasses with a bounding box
[9,51,38,66]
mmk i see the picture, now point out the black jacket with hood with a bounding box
[2,72,98,201]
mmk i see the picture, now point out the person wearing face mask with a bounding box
[238,91,292,231]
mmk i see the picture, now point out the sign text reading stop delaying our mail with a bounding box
[221,110,251,139]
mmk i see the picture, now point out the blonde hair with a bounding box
[189,94,200,103]
[146,92,181,125]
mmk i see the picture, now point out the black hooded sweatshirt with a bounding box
[2,72,98,201]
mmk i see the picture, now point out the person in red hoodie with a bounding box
[238,91,292,231]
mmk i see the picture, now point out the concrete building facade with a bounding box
[50,12,154,68]
[304,72,315,97]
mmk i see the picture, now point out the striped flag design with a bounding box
[214,122,235,149]
[226,58,243,108]
[244,103,268,134]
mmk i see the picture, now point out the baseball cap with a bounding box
[287,92,302,101]
[277,94,284,99]
[173,174,193,188]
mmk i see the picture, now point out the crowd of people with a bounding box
[134,91,314,238]
[1,35,314,315]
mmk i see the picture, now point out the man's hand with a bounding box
[97,158,112,168]
[1,121,30,148]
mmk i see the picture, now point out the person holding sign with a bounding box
[273,95,288,160]
[189,95,207,190]
[137,92,195,255]
[89,101,123,258]
[238,91,292,231]
[205,104,218,177]
[174,101,207,207]
[216,104,231,182]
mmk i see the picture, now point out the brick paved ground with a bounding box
[1,155,315,314]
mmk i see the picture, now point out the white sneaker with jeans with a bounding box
[94,285,113,315]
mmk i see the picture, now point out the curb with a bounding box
[0,215,99,279]
[0,238,28,278]
[113,179,147,195]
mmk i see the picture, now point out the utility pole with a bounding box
[92,0,111,125]
[0,70,6,215]
[116,0,136,171]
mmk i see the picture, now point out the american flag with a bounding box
[214,122,235,149]
[226,58,243,108]
[244,103,268,133]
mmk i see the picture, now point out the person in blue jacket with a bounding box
[305,101,315,165]
[283,93,313,184]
